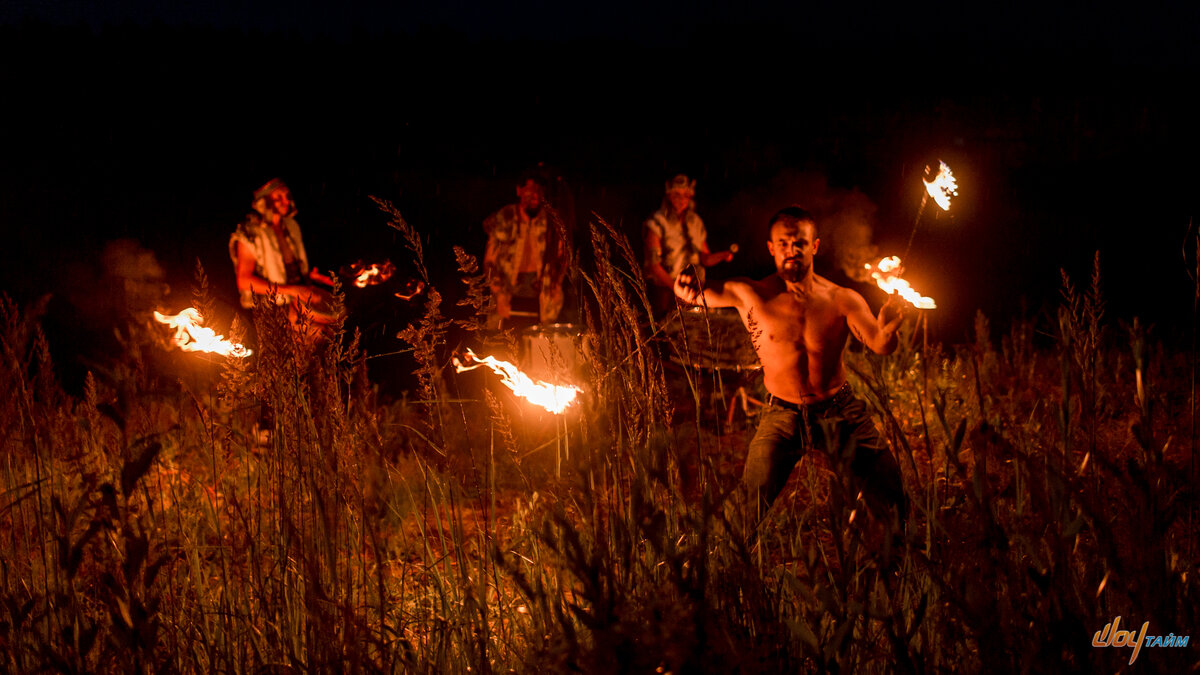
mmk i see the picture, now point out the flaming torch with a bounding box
[864,257,936,309]
[454,348,581,414]
[153,308,252,358]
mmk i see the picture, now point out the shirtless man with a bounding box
[673,205,908,525]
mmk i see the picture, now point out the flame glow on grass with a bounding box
[864,257,937,309]
[923,161,958,211]
[153,308,253,358]
[454,348,581,414]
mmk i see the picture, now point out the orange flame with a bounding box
[923,161,958,211]
[864,257,937,309]
[153,308,253,358]
[352,261,395,288]
[454,348,581,414]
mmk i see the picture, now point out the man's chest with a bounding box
[753,293,844,347]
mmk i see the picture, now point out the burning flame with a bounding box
[349,260,395,288]
[454,348,581,414]
[394,279,426,301]
[153,308,253,358]
[923,161,958,211]
[864,257,937,309]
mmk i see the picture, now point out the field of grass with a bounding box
[1,210,1197,673]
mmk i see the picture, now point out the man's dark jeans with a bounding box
[742,384,907,525]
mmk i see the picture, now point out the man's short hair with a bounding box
[768,205,817,236]
[517,169,550,190]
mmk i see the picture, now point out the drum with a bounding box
[521,323,588,384]
[662,306,760,371]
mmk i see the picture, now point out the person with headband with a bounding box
[642,174,735,316]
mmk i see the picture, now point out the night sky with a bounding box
[3,2,1199,392]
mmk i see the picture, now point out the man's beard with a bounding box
[779,259,806,282]
[524,205,541,219]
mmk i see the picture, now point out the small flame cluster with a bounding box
[454,348,581,414]
[864,257,936,309]
[923,161,958,211]
[154,308,252,358]
[347,260,396,288]
[394,279,426,301]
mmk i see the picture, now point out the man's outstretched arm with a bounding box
[673,271,747,310]
[843,289,906,355]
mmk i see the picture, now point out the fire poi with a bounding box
[923,160,958,211]
[153,308,253,358]
[453,348,581,414]
[864,256,937,309]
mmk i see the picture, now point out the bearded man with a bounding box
[674,205,908,527]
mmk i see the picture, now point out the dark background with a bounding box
[2,2,1198,394]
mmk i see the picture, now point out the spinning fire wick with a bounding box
[863,257,936,309]
[454,348,581,414]
[923,160,958,211]
[153,308,253,358]
[903,160,959,261]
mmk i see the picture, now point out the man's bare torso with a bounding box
[734,273,851,405]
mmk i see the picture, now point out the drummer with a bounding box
[229,177,340,339]
[642,174,735,316]
[483,171,570,331]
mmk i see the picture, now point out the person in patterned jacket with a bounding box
[483,172,569,329]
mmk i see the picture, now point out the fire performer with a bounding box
[643,174,734,316]
[229,178,340,330]
[673,206,908,527]
[483,172,569,330]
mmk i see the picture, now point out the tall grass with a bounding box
[1,218,1197,672]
